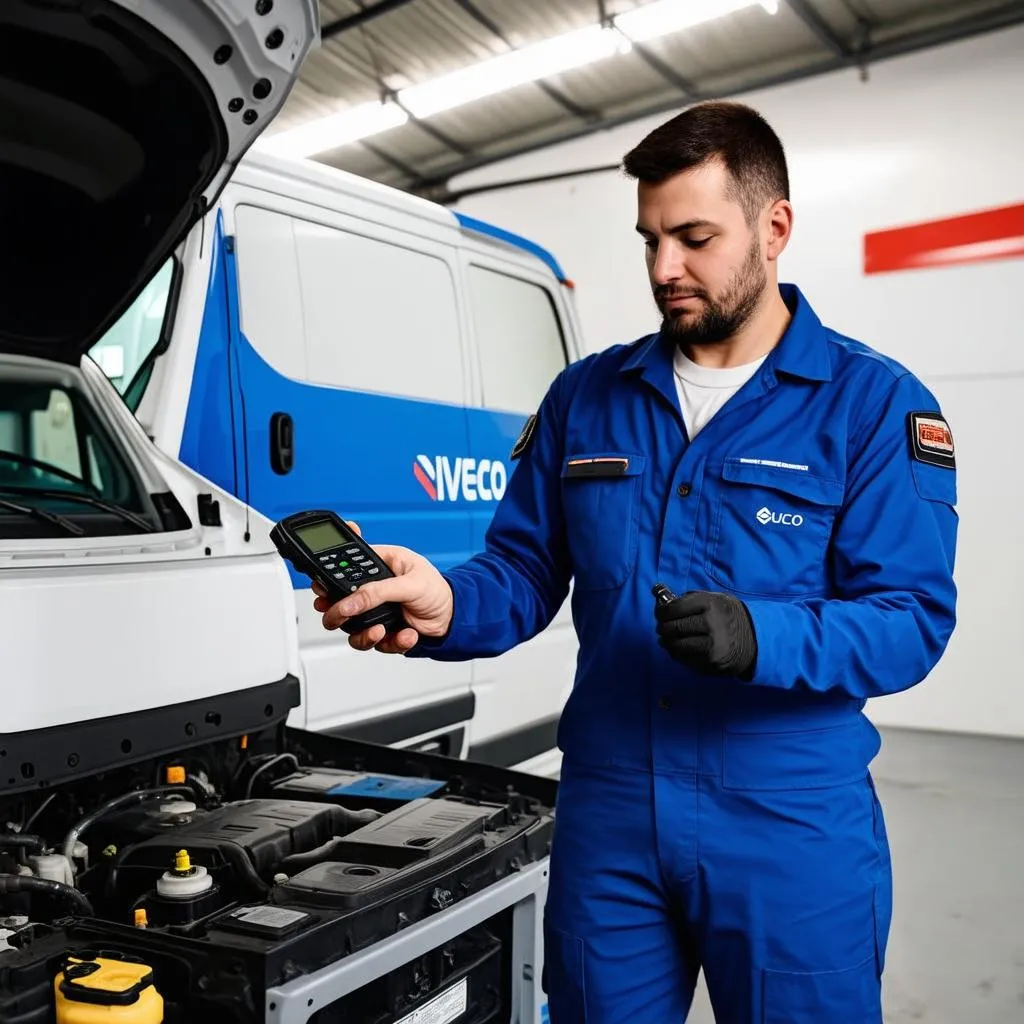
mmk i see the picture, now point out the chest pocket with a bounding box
[561,452,647,591]
[706,458,844,598]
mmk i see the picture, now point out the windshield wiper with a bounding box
[0,487,155,533]
[0,496,86,537]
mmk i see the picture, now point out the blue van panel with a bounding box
[178,224,533,591]
[180,214,239,497]
[454,212,567,282]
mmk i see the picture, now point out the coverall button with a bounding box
[677,483,691,497]
[658,695,672,710]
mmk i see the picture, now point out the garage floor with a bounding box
[684,727,1024,1022]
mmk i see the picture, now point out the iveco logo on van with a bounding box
[757,506,804,527]
[414,455,508,503]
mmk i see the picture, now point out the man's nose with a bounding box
[651,240,685,285]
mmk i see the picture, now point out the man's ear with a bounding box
[765,199,794,262]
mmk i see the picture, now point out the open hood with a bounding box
[0,0,318,362]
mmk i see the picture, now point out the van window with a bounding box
[235,205,308,382]
[0,377,162,538]
[292,219,465,405]
[89,259,175,404]
[467,266,567,413]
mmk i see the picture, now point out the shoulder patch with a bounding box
[510,413,538,461]
[908,411,955,468]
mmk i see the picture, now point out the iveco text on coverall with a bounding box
[408,285,958,1023]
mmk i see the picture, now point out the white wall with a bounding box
[452,26,1024,739]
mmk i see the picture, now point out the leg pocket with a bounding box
[543,921,587,1024]
[764,954,881,1024]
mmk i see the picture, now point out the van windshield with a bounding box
[89,259,175,410]
[0,377,159,537]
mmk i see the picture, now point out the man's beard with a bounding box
[655,237,767,347]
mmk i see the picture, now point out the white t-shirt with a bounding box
[673,348,767,439]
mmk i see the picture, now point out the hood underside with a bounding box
[0,0,317,361]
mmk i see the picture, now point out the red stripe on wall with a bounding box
[864,201,1024,275]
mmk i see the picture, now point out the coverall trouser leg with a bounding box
[543,760,893,1024]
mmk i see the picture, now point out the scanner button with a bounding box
[332,572,347,580]
[324,562,336,570]
[319,555,331,563]
[345,547,360,555]
[349,572,365,581]
[367,568,380,575]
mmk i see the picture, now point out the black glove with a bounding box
[653,586,758,679]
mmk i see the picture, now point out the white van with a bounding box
[88,153,585,777]
[1,5,554,1022]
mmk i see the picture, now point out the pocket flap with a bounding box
[722,458,844,506]
[912,461,957,506]
[562,453,646,479]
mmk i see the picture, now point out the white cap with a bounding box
[159,801,198,818]
[157,864,213,899]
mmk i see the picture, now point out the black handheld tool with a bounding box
[270,510,408,636]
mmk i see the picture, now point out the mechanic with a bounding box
[314,101,958,1023]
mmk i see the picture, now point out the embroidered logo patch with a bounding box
[510,413,538,461]
[909,411,955,469]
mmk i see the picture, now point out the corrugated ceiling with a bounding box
[259,0,1024,198]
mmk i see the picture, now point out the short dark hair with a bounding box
[622,100,789,223]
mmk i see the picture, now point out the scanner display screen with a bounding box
[296,520,346,554]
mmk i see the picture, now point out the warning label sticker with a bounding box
[233,906,308,929]
[395,978,468,1024]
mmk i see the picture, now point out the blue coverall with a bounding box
[408,284,958,1022]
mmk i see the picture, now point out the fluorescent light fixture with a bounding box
[267,0,778,153]
[256,100,408,158]
[615,0,778,43]
[400,25,630,119]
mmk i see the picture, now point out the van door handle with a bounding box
[270,412,294,474]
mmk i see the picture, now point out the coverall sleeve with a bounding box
[405,375,572,662]
[743,371,958,698]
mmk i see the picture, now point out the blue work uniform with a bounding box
[407,284,958,1023]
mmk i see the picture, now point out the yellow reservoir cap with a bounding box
[174,849,191,873]
[165,766,186,785]
[55,953,163,1024]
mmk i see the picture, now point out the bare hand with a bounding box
[312,521,454,654]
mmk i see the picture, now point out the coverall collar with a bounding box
[621,283,834,385]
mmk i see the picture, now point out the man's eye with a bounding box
[688,237,712,248]
[643,238,657,250]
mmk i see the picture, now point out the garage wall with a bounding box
[451,25,1024,739]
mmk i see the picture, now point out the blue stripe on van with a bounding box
[454,213,567,282]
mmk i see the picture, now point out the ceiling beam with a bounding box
[359,139,422,180]
[450,0,598,121]
[393,97,471,155]
[408,1,1024,201]
[321,0,418,42]
[785,0,852,58]
[629,40,698,96]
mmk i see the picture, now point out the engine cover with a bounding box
[113,800,376,904]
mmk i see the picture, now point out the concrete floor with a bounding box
[685,727,1024,1022]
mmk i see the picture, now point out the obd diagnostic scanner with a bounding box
[270,510,408,636]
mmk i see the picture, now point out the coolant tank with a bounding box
[55,953,163,1023]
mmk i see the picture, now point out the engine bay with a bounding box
[0,724,556,1023]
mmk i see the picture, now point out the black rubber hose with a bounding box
[62,786,201,863]
[0,834,46,868]
[0,835,46,854]
[0,873,94,917]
